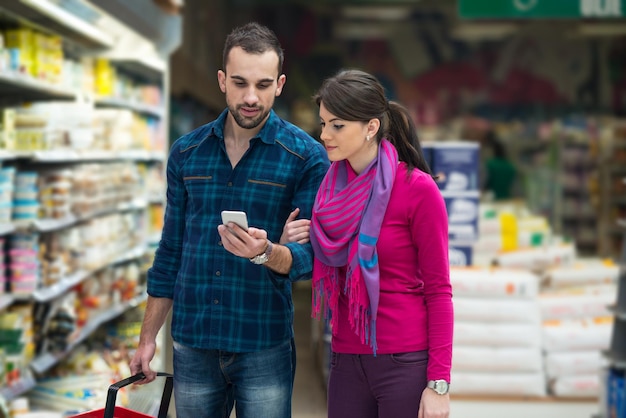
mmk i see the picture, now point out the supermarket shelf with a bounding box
[29,292,148,375]
[0,0,113,48]
[0,223,16,236]
[29,149,165,162]
[0,294,14,311]
[95,96,164,118]
[31,243,148,302]
[109,56,167,84]
[32,270,91,303]
[12,199,149,234]
[0,369,37,402]
[0,0,171,408]
[0,71,75,102]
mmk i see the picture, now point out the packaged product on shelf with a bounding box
[605,367,624,418]
[13,109,47,151]
[550,374,601,398]
[451,371,547,397]
[545,350,605,378]
[453,345,543,373]
[495,241,576,271]
[430,141,480,191]
[448,241,473,266]
[452,265,548,397]
[0,303,36,385]
[454,321,542,348]
[12,171,39,222]
[450,266,540,299]
[4,28,34,76]
[442,190,480,242]
[454,297,541,323]
[542,316,613,352]
[545,258,620,288]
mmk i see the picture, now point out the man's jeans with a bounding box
[173,339,293,418]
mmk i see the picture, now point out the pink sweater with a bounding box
[331,162,454,382]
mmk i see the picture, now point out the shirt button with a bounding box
[218,241,223,246]
[227,182,233,187]
[213,299,219,304]
[216,271,221,276]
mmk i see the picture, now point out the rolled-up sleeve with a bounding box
[282,142,329,282]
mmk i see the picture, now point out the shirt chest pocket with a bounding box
[245,176,291,201]
[183,175,218,210]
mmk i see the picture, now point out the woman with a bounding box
[307,69,453,418]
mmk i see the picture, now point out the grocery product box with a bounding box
[448,241,473,266]
[431,141,480,191]
[442,190,480,242]
[421,141,434,173]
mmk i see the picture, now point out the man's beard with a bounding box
[228,104,271,130]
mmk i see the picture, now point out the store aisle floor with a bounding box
[289,281,600,418]
[292,281,327,418]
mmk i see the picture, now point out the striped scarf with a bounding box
[310,139,398,354]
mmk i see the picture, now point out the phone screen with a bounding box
[221,210,249,229]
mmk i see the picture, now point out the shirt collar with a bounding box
[209,108,279,145]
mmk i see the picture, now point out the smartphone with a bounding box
[221,210,249,229]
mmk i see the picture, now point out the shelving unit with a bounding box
[0,0,178,410]
[504,119,625,259]
[599,226,626,417]
[598,122,626,259]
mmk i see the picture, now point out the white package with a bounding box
[450,267,540,299]
[542,317,613,352]
[538,292,615,321]
[544,350,606,378]
[550,374,599,398]
[453,346,543,373]
[454,297,541,324]
[546,260,620,287]
[454,321,542,348]
[451,371,547,397]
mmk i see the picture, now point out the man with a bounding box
[129,22,329,418]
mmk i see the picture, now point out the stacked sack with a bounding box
[450,266,547,396]
[540,259,619,398]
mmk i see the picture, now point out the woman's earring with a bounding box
[366,135,371,142]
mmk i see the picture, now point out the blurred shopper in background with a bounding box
[484,129,517,200]
[129,22,329,418]
[310,69,453,418]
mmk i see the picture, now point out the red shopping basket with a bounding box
[69,372,173,418]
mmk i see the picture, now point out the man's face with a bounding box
[218,46,285,130]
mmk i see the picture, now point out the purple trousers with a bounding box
[327,350,429,418]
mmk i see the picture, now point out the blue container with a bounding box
[441,190,480,242]
[431,142,480,192]
[448,242,473,266]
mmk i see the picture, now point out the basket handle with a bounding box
[104,372,174,418]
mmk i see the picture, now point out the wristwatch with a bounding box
[427,380,450,395]
[250,241,273,265]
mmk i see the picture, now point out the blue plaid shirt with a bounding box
[147,109,329,352]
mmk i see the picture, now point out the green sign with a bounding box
[459,0,626,19]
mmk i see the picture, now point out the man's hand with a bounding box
[218,222,268,259]
[129,341,157,384]
[279,208,311,244]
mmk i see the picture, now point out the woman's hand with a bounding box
[418,388,450,418]
[279,208,311,244]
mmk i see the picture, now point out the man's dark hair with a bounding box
[222,22,284,76]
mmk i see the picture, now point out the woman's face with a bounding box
[318,102,378,172]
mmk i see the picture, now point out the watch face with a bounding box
[429,380,449,395]
[251,253,269,264]
[435,380,449,395]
